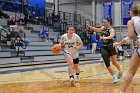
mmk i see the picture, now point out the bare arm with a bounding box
[86,21,103,32]
[76,36,83,49]
[114,39,128,46]
[59,40,64,47]
[100,28,115,40]
[114,19,134,46]
[127,20,136,39]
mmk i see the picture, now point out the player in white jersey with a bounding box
[113,6,140,93]
[59,26,83,85]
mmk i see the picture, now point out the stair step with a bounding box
[21,59,34,63]
[11,51,25,57]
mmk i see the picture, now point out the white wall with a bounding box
[59,0,76,13]
[95,0,140,26]
[77,4,92,20]
[95,1,122,26]
[46,0,54,3]
[59,4,75,13]
[95,2,102,26]
[59,0,92,20]
[59,0,140,26]
[114,1,121,26]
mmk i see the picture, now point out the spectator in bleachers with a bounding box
[80,31,86,45]
[51,11,55,25]
[55,13,60,23]
[24,11,31,25]
[97,39,102,51]
[18,26,30,45]
[7,27,20,49]
[39,27,50,42]
[31,11,37,24]
[96,32,102,51]
[7,16,16,26]
[91,32,97,54]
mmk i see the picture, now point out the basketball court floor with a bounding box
[0,60,140,93]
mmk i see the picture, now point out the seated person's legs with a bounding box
[11,38,16,48]
[15,38,20,46]
[22,38,30,45]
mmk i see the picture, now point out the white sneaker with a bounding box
[70,78,75,86]
[113,77,119,84]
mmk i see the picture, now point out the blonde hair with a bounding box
[130,6,140,16]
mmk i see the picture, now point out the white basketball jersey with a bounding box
[60,33,82,59]
[124,16,140,43]
[132,16,140,38]
[132,16,140,57]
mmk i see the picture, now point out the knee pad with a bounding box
[73,58,79,64]
[102,54,110,67]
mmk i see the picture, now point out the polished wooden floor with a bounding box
[0,60,140,93]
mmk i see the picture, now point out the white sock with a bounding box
[113,75,117,78]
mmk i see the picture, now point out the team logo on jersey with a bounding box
[65,42,75,48]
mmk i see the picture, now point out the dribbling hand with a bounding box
[113,42,120,47]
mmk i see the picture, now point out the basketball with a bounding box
[52,44,62,54]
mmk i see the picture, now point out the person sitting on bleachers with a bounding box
[18,26,30,45]
[97,39,102,52]
[39,28,50,42]
[91,32,97,54]
[30,11,37,24]
[7,16,16,26]
[7,27,20,49]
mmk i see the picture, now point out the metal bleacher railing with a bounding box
[47,10,94,47]
[0,28,8,46]
[0,0,95,48]
[0,0,46,24]
[0,28,27,57]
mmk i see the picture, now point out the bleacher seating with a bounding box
[0,51,11,58]
[0,0,93,68]
[0,18,7,26]
[0,13,95,67]
[4,11,24,21]
[0,57,20,65]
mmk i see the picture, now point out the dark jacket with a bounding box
[7,31,20,41]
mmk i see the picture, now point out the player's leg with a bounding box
[110,46,123,79]
[73,58,80,82]
[64,52,75,86]
[65,55,74,79]
[92,43,96,54]
[111,55,123,79]
[102,53,119,84]
[120,52,140,93]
